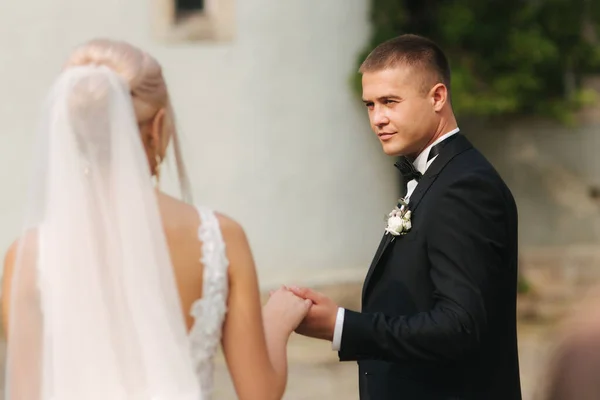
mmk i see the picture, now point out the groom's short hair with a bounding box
[360,34,451,95]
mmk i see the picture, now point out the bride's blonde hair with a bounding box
[64,38,192,202]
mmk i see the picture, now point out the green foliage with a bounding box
[517,273,532,295]
[353,0,600,123]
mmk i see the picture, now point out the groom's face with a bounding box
[362,66,438,158]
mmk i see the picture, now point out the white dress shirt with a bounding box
[331,128,460,351]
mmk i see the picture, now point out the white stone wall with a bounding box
[0,0,398,286]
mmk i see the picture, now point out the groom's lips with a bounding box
[378,132,396,140]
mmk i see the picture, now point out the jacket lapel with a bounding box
[362,233,393,300]
[362,134,473,302]
[406,134,472,214]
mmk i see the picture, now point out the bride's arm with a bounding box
[2,236,42,400]
[218,215,309,400]
[2,240,17,334]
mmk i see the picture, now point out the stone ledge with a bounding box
[258,266,367,293]
[518,245,600,321]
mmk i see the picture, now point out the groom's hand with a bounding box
[287,286,338,342]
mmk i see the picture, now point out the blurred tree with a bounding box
[352,0,600,124]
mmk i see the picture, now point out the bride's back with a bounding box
[157,192,212,330]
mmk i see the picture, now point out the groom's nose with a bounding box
[372,107,390,127]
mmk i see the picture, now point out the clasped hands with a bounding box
[266,285,339,341]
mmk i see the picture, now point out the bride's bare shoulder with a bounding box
[156,192,200,227]
[212,212,256,283]
[3,229,38,267]
[214,212,244,236]
[2,229,38,333]
[156,192,248,245]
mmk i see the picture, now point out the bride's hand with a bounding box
[263,287,312,335]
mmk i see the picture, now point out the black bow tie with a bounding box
[394,157,422,182]
[394,133,459,182]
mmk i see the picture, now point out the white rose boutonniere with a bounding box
[384,198,412,236]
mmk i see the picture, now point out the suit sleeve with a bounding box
[339,173,510,363]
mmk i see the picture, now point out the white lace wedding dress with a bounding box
[188,205,230,399]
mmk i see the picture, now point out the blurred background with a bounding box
[1,0,600,399]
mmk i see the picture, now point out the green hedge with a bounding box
[352,0,600,124]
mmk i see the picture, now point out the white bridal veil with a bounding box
[5,66,202,399]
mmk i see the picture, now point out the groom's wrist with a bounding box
[331,307,345,351]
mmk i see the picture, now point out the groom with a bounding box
[289,34,522,399]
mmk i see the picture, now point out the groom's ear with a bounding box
[430,83,448,112]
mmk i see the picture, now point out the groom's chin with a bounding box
[380,142,404,157]
[380,137,417,158]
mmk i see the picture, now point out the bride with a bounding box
[1,38,311,400]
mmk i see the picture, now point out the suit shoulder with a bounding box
[440,147,516,206]
[447,147,508,184]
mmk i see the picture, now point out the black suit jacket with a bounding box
[339,134,522,400]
